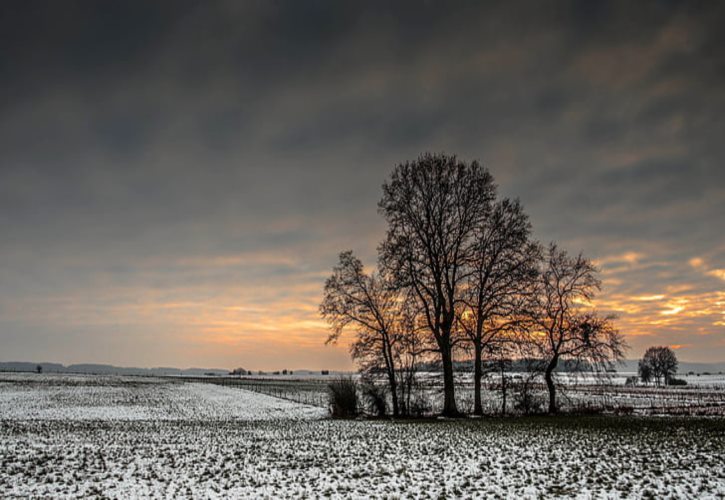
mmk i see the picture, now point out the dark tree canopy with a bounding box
[640,346,678,386]
[638,359,652,384]
[378,153,496,416]
[321,153,629,417]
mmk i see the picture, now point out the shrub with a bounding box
[407,391,432,418]
[667,377,687,386]
[615,405,635,416]
[361,380,387,417]
[328,377,358,418]
[571,401,604,415]
[512,382,544,415]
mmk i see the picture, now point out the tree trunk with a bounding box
[473,342,483,416]
[500,363,507,417]
[404,369,414,416]
[387,369,399,417]
[545,354,559,414]
[440,343,459,416]
[380,341,399,418]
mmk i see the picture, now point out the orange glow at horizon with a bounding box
[4,247,723,369]
[587,250,724,362]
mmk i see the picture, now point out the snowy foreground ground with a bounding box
[1,373,724,498]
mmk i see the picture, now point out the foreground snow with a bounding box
[2,417,723,498]
[1,373,723,498]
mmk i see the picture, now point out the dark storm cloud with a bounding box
[1,0,724,367]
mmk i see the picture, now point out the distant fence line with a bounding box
[169,374,725,416]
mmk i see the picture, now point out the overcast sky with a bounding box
[1,1,724,369]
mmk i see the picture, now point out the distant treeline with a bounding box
[0,362,229,377]
[417,358,598,373]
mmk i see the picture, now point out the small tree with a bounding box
[484,351,513,417]
[321,251,416,417]
[526,244,627,414]
[511,363,545,416]
[394,306,426,417]
[640,346,678,386]
[638,359,652,385]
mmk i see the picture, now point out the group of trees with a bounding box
[321,153,627,416]
[638,346,679,386]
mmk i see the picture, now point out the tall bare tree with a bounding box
[460,198,541,415]
[378,153,495,416]
[320,251,411,417]
[526,243,627,414]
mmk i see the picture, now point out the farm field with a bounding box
[1,373,724,498]
[188,370,725,416]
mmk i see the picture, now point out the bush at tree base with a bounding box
[667,377,687,386]
[512,381,545,415]
[361,379,387,417]
[327,377,358,418]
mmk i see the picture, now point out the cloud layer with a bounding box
[1,1,723,368]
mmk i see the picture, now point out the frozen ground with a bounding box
[1,373,724,498]
[184,370,725,416]
[0,373,325,421]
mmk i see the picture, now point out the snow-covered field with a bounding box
[0,373,324,421]
[1,373,724,498]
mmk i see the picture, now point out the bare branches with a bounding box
[320,251,426,417]
[320,152,629,418]
[639,346,679,386]
[377,153,497,416]
[523,244,628,413]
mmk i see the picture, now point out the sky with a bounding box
[1,1,723,370]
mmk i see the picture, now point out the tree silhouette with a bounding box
[526,243,627,414]
[460,198,540,415]
[638,358,652,384]
[378,153,495,416]
[321,250,418,417]
[323,152,628,417]
[639,346,678,386]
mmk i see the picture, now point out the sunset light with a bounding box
[0,1,723,371]
[1,2,724,497]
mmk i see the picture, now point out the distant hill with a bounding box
[0,362,229,377]
[3,360,721,377]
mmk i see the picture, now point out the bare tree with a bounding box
[378,153,495,416]
[481,342,515,416]
[395,307,427,417]
[640,346,678,386]
[320,251,411,417]
[526,243,627,414]
[460,198,540,415]
[638,359,652,385]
